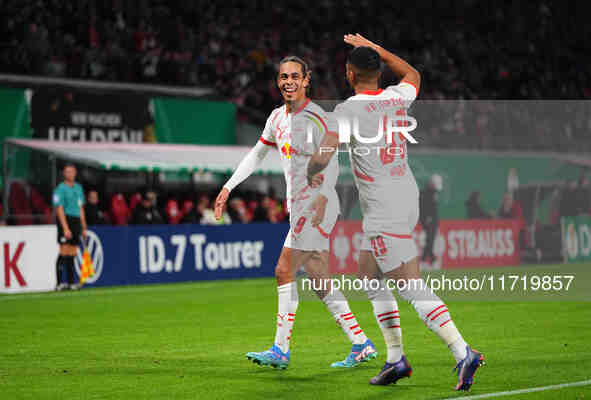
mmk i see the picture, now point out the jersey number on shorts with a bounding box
[294,216,307,234]
[380,113,407,165]
[371,236,388,257]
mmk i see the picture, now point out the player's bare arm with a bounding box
[344,33,421,91]
[307,133,339,187]
[80,205,88,238]
[214,187,230,220]
[215,140,271,220]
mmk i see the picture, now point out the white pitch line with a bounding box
[440,379,591,400]
[0,282,221,301]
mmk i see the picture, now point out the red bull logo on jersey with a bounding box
[281,142,299,159]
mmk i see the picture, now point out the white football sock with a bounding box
[397,279,468,363]
[367,279,403,363]
[322,289,368,345]
[274,281,299,354]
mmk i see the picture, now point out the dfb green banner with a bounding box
[562,216,591,262]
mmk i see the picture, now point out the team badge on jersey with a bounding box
[281,142,298,159]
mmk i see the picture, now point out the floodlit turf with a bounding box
[1,263,590,400]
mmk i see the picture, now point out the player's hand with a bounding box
[64,228,72,239]
[214,188,230,220]
[308,173,324,188]
[344,33,378,50]
[310,195,328,227]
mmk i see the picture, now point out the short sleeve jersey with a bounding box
[53,182,85,217]
[259,99,340,218]
[333,82,419,235]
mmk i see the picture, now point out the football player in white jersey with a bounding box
[214,56,377,370]
[307,34,484,391]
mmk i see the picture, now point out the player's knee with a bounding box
[275,263,290,279]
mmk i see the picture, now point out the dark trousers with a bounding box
[422,220,438,261]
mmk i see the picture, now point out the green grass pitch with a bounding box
[1,263,590,400]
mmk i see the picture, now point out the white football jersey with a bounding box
[333,82,419,236]
[260,99,340,219]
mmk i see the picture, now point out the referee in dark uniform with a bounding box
[53,164,87,290]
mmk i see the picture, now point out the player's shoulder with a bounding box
[384,81,419,101]
[267,105,286,124]
[333,97,352,114]
[302,101,329,124]
[304,100,325,114]
[74,183,84,191]
[55,182,66,192]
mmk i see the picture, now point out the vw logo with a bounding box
[75,230,104,284]
[566,223,578,259]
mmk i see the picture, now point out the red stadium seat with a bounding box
[129,192,142,211]
[165,199,183,224]
[248,200,258,213]
[110,193,130,225]
[8,181,34,225]
[182,199,194,215]
[30,187,52,224]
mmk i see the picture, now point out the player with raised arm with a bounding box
[307,34,484,391]
[214,56,377,370]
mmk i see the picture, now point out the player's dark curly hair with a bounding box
[347,46,381,71]
[346,46,381,83]
[278,56,311,95]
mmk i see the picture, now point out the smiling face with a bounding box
[277,61,309,104]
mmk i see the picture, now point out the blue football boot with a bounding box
[454,346,485,391]
[369,356,413,385]
[331,339,378,368]
[246,344,290,369]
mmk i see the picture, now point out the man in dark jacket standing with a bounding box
[131,190,164,225]
[85,189,107,225]
[420,174,442,264]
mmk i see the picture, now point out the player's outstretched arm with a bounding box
[215,141,270,220]
[307,133,339,187]
[344,33,421,92]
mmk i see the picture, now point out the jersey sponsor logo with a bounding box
[281,142,298,159]
[75,230,104,284]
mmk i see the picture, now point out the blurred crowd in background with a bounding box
[1,0,590,229]
[1,0,589,150]
[4,176,591,228]
[2,181,289,226]
[98,187,290,226]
